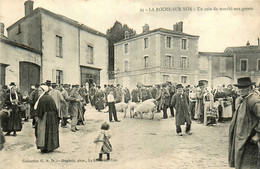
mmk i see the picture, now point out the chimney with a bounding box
[125,31,130,39]
[143,24,149,33]
[178,21,183,32]
[173,22,183,32]
[24,0,34,16]
[246,41,250,46]
[0,22,4,35]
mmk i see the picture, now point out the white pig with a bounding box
[115,102,128,115]
[126,102,138,118]
[133,99,157,120]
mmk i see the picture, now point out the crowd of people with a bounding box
[0,77,259,168]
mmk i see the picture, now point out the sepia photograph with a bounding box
[0,0,260,169]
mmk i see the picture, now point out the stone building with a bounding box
[198,40,260,88]
[114,22,200,90]
[0,22,42,92]
[6,0,108,89]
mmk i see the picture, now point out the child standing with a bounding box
[94,122,112,161]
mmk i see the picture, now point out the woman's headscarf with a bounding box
[34,85,48,110]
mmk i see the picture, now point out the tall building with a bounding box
[4,0,108,91]
[114,22,200,90]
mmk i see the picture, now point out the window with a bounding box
[124,43,129,54]
[165,55,172,68]
[17,24,21,34]
[220,58,226,73]
[166,37,171,48]
[87,45,94,64]
[258,59,260,71]
[180,56,188,69]
[56,70,63,85]
[163,75,169,83]
[123,60,129,71]
[144,38,148,49]
[144,56,148,68]
[181,39,187,50]
[240,59,247,71]
[56,35,62,57]
[181,76,187,84]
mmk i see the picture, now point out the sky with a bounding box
[0,0,260,52]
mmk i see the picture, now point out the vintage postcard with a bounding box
[0,0,259,169]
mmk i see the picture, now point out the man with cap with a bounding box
[228,77,260,169]
[60,84,72,128]
[69,85,84,132]
[156,83,171,119]
[48,83,65,122]
[171,84,192,136]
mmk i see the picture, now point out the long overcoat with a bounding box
[228,93,260,169]
[171,92,191,126]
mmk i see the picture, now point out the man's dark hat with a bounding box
[72,84,79,88]
[9,82,16,86]
[234,77,255,88]
[51,83,58,87]
[63,84,69,88]
[176,84,183,89]
[45,80,51,86]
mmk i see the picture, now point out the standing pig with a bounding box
[115,102,128,116]
[126,102,138,118]
[133,99,157,120]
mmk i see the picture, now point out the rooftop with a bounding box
[115,27,199,45]
[224,45,260,53]
[0,35,42,54]
[198,52,233,57]
[7,7,106,38]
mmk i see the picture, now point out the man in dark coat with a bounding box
[171,84,192,136]
[156,83,171,119]
[228,77,260,169]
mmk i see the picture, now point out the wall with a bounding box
[0,40,41,86]
[159,33,199,85]
[41,13,81,84]
[79,29,108,87]
[235,51,260,83]
[7,13,42,51]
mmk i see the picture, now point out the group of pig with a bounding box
[113,99,158,120]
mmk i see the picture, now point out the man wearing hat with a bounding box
[228,77,260,169]
[49,83,65,122]
[171,84,192,136]
[69,85,84,132]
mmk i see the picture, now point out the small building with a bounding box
[224,42,260,84]
[198,52,234,88]
[114,22,199,90]
[0,22,42,92]
[6,0,108,88]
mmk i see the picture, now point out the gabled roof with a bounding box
[7,7,106,38]
[0,35,42,54]
[115,28,199,45]
[224,45,260,53]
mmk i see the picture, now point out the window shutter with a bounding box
[179,56,182,68]
[187,57,189,68]
[52,69,56,82]
[172,56,174,67]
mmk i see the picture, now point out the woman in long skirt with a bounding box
[34,85,59,153]
[2,85,22,136]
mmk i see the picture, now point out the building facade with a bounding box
[114,22,200,90]
[0,23,42,92]
[6,0,108,88]
[198,41,260,88]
